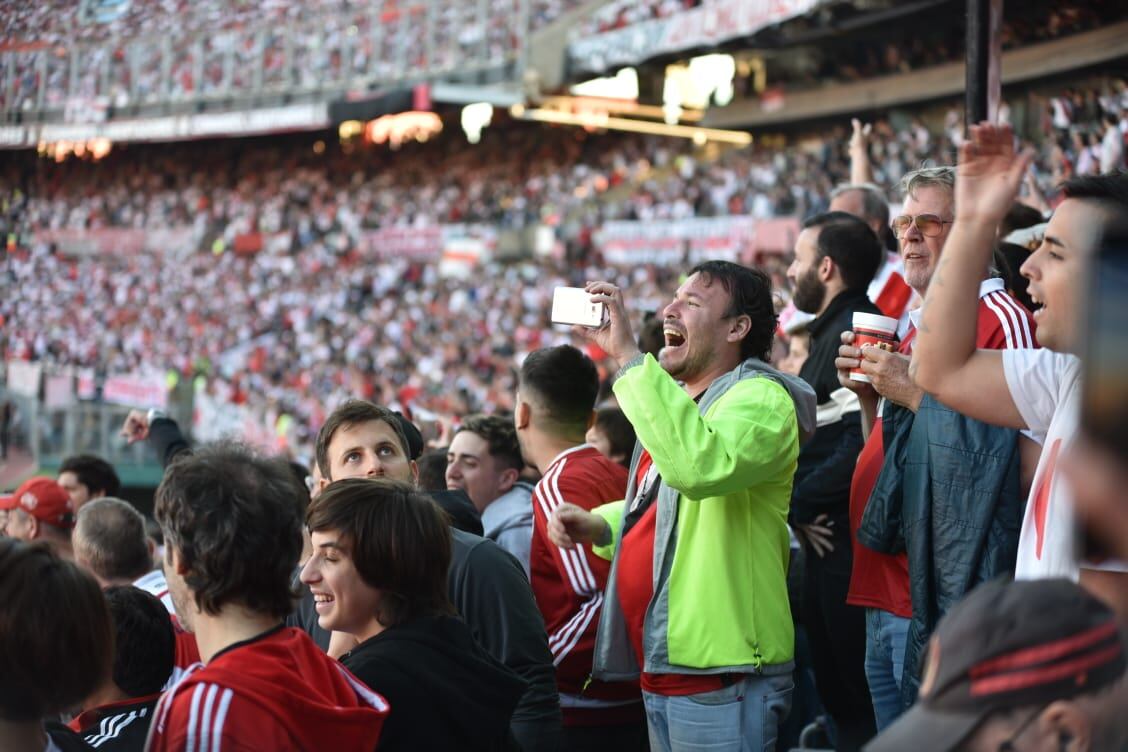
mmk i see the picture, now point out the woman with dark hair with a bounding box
[0,538,113,751]
[301,478,526,751]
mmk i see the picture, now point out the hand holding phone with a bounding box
[551,287,607,328]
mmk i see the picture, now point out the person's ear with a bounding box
[410,460,420,486]
[169,546,190,577]
[515,401,531,430]
[820,255,836,283]
[726,314,751,344]
[28,516,40,540]
[1039,701,1089,752]
[498,467,519,494]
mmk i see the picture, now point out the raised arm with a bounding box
[909,123,1029,430]
[849,119,874,186]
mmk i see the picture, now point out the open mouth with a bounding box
[313,592,335,611]
[664,328,686,348]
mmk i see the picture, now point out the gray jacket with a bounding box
[482,481,535,578]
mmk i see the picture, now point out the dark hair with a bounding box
[994,242,1037,311]
[454,414,524,471]
[801,211,883,291]
[0,539,112,721]
[593,407,636,467]
[1060,173,1128,249]
[305,478,455,628]
[74,498,153,583]
[688,260,777,362]
[637,314,665,358]
[1061,172,1128,210]
[416,448,449,492]
[104,586,175,698]
[154,441,304,619]
[519,346,600,434]
[316,400,410,479]
[60,454,121,498]
[1001,202,1045,238]
[393,413,425,460]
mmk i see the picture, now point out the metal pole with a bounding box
[966,0,1002,129]
[965,0,988,128]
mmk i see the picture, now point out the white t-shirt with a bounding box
[1005,348,1128,579]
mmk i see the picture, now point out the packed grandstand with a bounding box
[2,0,1127,467]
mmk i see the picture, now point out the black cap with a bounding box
[392,412,425,460]
[866,578,1125,752]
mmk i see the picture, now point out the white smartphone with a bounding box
[551,286,606,328]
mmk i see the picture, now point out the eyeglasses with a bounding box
[891,213,954,238]
[996,701,1051,752]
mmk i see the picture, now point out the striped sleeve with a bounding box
[980,290,1036,350]
[532,461,605,667]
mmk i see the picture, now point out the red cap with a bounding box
[4,477,75,529]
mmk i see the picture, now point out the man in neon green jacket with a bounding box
[550,261,816,752]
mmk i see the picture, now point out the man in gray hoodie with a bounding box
[447,414,534,576]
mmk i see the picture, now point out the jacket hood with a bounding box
[481,482,533,538]
[177,627,387,751]
[707,358,817,444]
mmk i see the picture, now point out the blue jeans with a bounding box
[643,672,794,752]
[864,608,910,731]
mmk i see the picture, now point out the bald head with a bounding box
[73,498,154,587]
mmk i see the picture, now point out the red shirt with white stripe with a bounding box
[529,444,641,724]
[145,626,388,752]
[868,253,916,338]
[848,278,1036,614]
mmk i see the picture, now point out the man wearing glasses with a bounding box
[835,166,1037,731]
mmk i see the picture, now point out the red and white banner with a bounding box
[361,224,498,261]
[33,227,196,257]
[102,374,169,409]
[595,216,800,265]
[44,370,75,409]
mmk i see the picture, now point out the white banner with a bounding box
[0,103,332,149]
[5,360,42,397]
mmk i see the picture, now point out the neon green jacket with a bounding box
[591,354,815,679]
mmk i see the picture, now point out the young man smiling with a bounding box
[910,123,1128,617]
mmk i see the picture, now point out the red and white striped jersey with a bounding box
[529,445,640,718]
[145,626,387,752]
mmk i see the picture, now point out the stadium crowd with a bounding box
[2,113,1128,752]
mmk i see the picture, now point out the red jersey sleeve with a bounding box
[977,289,1037,350]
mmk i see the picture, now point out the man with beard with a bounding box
[548,261,817,751]
[786,211,883,750]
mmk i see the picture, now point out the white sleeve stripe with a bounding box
[200,684,219,752]
[990,291,1030,348]
[983,293,1020,349]
[89,711,140,748]
[548,593,599,650]
[550,593,603,666]
[994,292,1035,348]
[211,688,233,752]
[186,684,205,752]
[546,461,598,594]
[534,464,588,597]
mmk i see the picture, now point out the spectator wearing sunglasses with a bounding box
[835,166,1038,727]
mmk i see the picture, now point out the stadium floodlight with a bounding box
[509,106,751,146]
[461,103,494,145]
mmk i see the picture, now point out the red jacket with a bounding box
[146,626,388,751]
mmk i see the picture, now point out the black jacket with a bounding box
[73,696,158,751]
[289,528,562,751]
[791,289,881,527]
[342,614,526,751]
